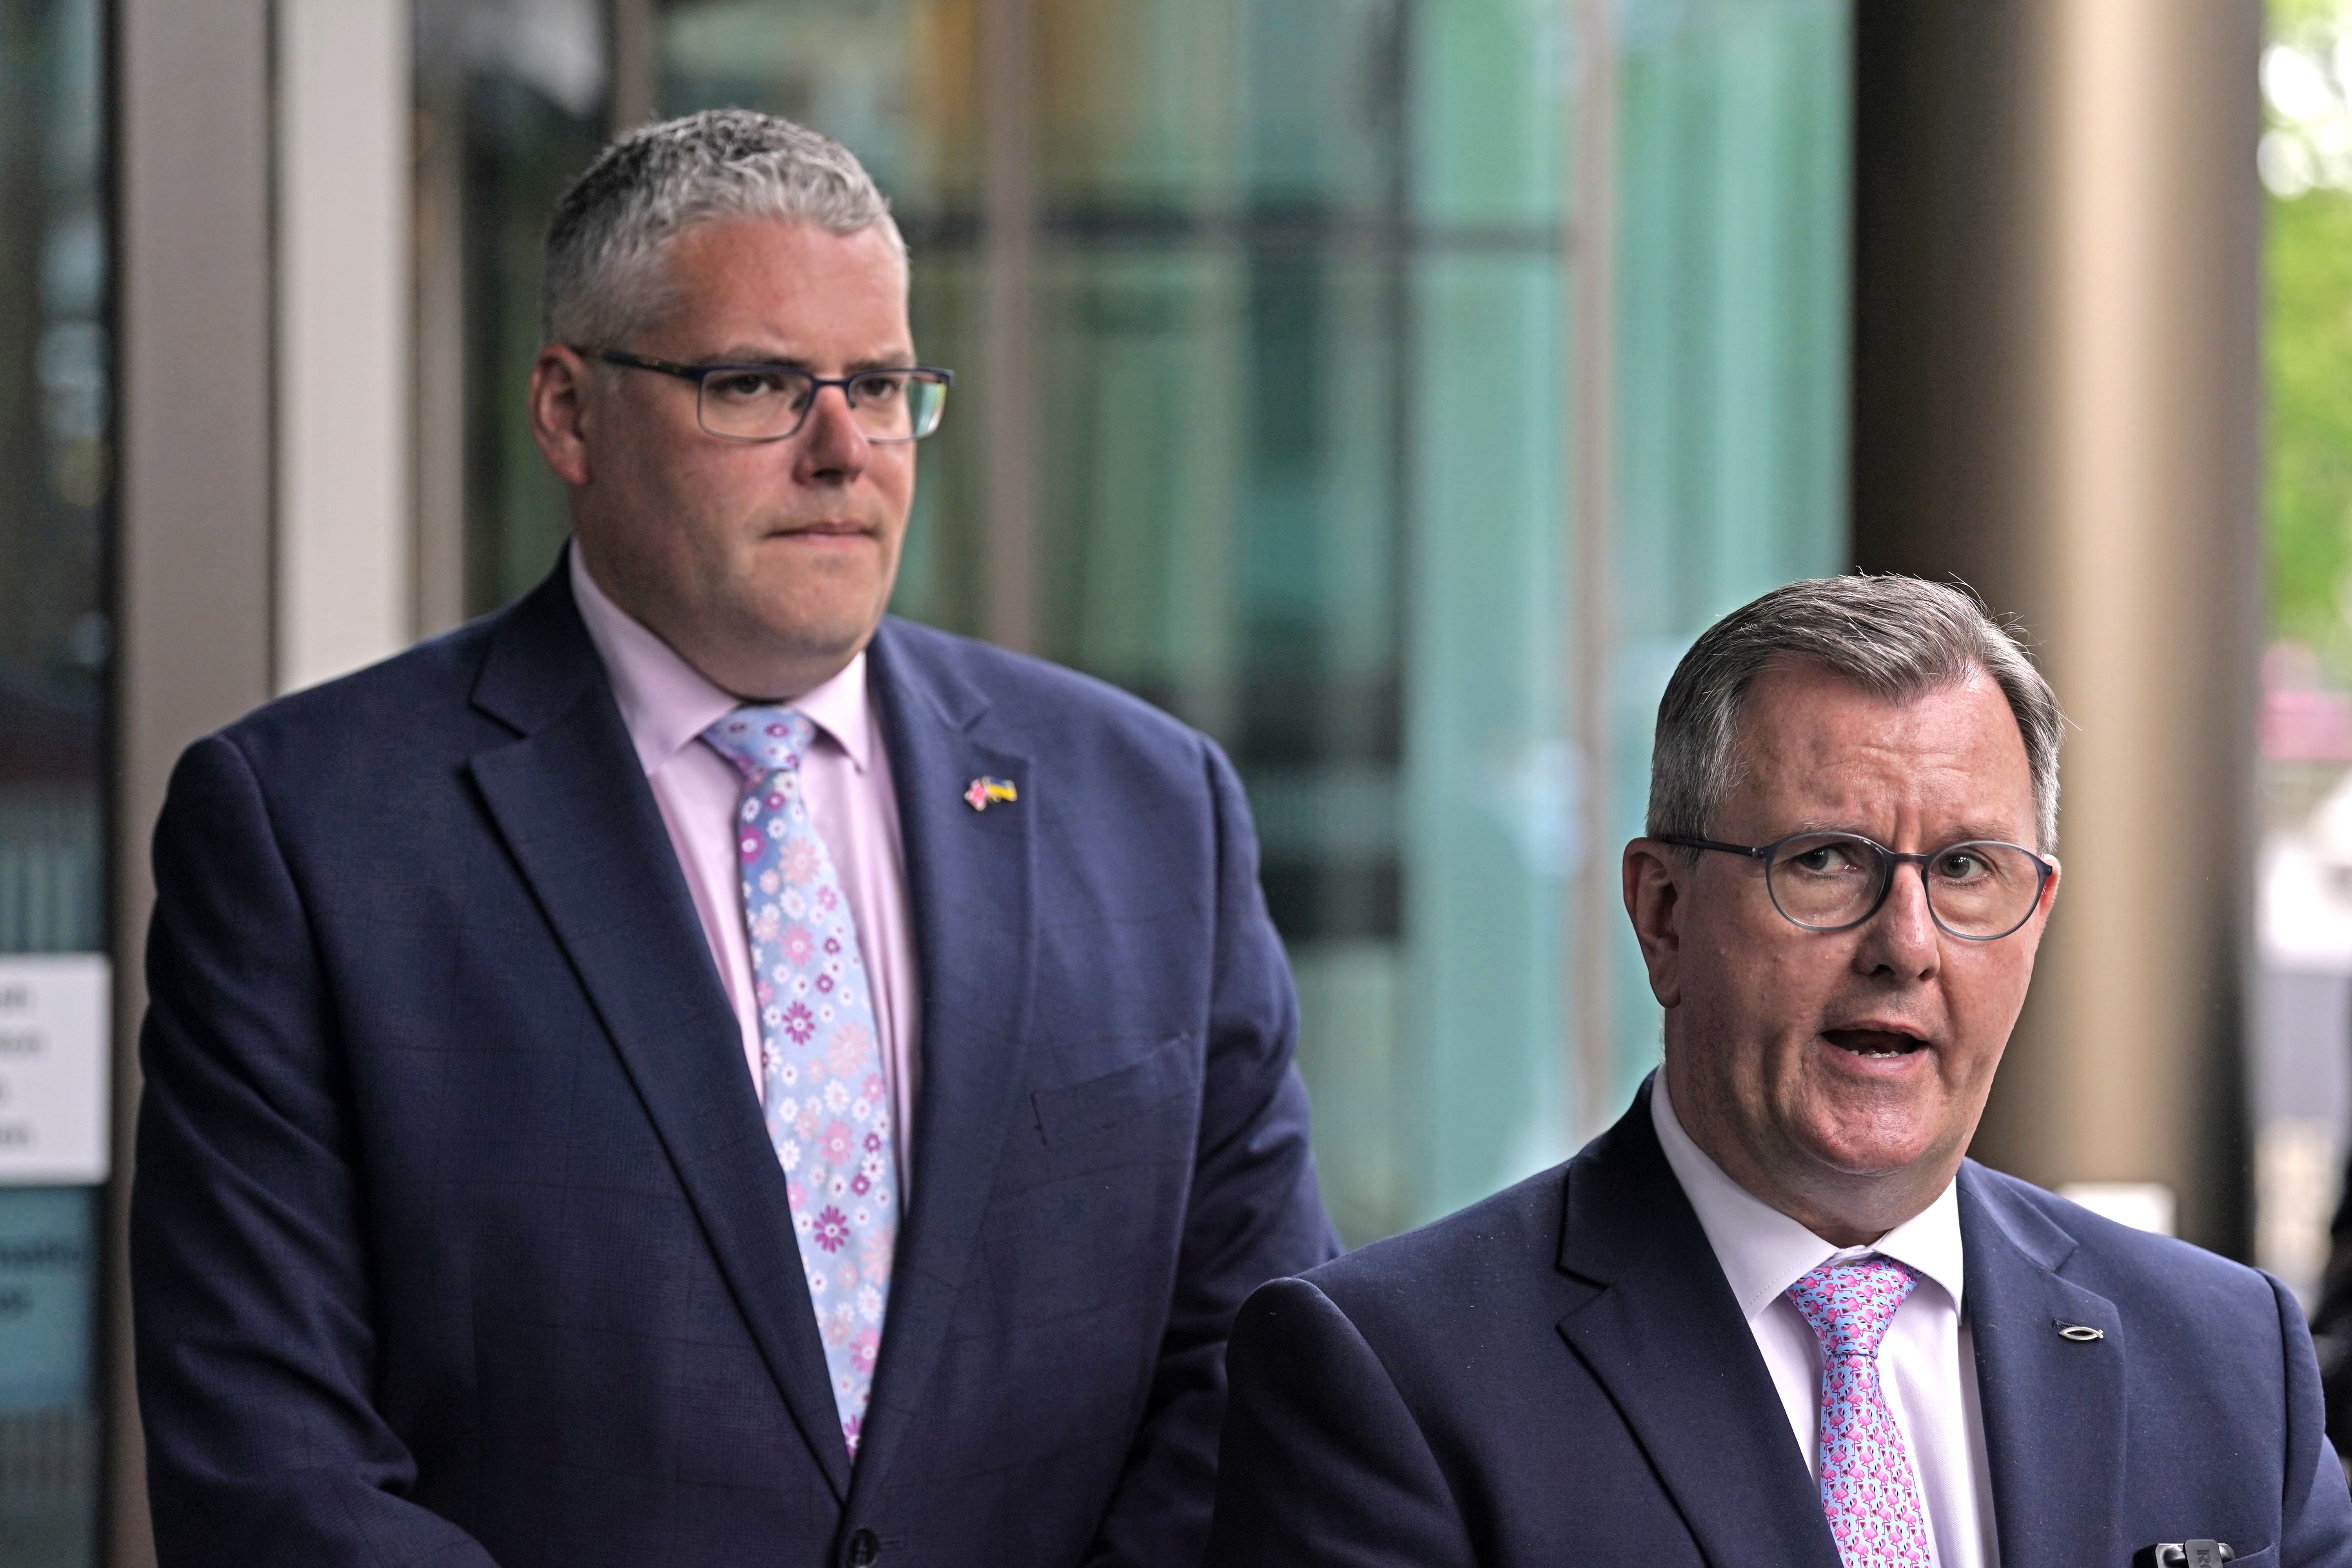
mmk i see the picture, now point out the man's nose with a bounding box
[793,383,872,478]
[1855,862,1940,979]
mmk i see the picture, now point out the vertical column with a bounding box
[412,27,468,639]
[1851,0,2264,1254]
[979,0,1037,654]
[609,0,656,137]
[275,0,414,693]
[114,0,277,1558]
[1568,0,1617,1142]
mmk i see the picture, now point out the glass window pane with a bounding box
[0,0,109,1558]
[1605,0,1851,1109]
[1031,4,1394,1240]
[1406,247,1569,1224]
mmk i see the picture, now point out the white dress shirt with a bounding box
[1650,1073,1999,1568]
[569,546,922,1200]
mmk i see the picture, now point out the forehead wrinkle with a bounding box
[1752,749,2011,822]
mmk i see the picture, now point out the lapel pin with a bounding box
[964,777,1018,812]
[2056,1322,2104,1343]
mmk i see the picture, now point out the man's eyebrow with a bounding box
[704,346,919,372]
[696,345,804,367]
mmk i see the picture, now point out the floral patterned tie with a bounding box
[1786,1256,1932,1568]
[702,707,897,1458]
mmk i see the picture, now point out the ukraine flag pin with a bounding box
[964,777,1018,812]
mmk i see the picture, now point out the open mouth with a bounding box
[1821,1029,1927,1059]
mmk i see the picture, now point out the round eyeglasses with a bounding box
[1659,831,2054,942]
[582,348,954,443]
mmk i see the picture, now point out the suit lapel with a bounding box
[1554,1084,1843,1568]
[465,565,854,1501]
[844,620,1036,1503]
[1958,1164,2127,1568]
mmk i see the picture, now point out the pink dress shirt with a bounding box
[569,547,922,1200]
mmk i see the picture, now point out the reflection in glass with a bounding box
[0,0,107,1560]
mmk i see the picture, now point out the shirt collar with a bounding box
[1649,1069,1965,1321]
[568,543,875,777]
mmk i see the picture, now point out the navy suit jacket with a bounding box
[1208,1080,2352,1568]
[131,561,1338,1568]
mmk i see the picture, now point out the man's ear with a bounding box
[1622,838,1686,1010]
[2018,851,2060,947]
[529,345,594,486]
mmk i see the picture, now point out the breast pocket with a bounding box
[1029,1032,1197,1145]
[987,1032,1203,1336]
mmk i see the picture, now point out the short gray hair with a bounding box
[1647,575,2064,852]
[543,108,906,348]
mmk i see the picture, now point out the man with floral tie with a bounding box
[1208,575,2352,1567]
[131,110,1336,1567]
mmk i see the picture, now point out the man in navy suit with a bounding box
[1209,576,2352,1567]
[131,110,1336,1568]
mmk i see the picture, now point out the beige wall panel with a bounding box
[276,0,414,693]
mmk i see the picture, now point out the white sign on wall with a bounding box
[0,955,111,1184]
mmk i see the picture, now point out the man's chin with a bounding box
[1791,1117,1955,1184]
[733,572,886,637]
[753,605,886,667]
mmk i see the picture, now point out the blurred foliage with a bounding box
[2266,0,2352,674]
[2268,185,2352,669]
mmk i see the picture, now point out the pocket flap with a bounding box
[1030,1034,1193,1144]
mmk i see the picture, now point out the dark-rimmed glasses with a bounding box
[1660,830,2054,942]
[582,348,953,443]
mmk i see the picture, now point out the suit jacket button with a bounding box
[846,1528,880,1566]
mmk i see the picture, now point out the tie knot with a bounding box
[1786,1255,1920,1362]
[701,706,818,780]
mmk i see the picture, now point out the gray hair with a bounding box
[543,109,906,348]
[1647,575,2064,852]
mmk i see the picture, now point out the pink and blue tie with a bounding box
[1786,1256,1932,1568]
[702,707,897,1457]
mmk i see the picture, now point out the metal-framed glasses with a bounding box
[1660,830,2054,942]
[583,348,954,443]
